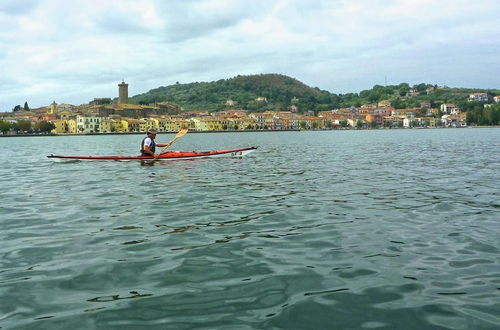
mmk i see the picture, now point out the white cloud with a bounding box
[1,0,499,110]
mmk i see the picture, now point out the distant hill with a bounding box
[130,73,500,113]
[130,73,333,112]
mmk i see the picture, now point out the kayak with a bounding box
[47,146,257,161]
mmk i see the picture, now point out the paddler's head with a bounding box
[147,129,157,138]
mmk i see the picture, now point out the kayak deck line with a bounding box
[47,146,257,161]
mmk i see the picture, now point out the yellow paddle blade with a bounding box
[175,128,189,139]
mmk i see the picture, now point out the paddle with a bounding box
[154,128,189,160]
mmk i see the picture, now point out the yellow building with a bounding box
[51,119,78,133]
[141,118,159,133]
[163,118,186,132]
[299,116,323,129]
[190,116,224,131]
[120,119,130,132]
[111,119,127,132]
[51,119,67,133]
[236,117,258,130]
[124,119,141,132]
[67,119,77,133]
[100,118,113,132]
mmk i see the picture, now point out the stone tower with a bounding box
[118,80,128,104]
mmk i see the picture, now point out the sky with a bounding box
[1,0,499,111]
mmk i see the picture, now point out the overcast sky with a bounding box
[1,0,499,111]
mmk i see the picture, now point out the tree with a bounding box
[370,121,378,128]
[34,121,56,133]
[14,120,32,132]
[23,102,30,111]
[356,120,363,129]
[0,120,12,133]
[391,98,406,109]
[12,105,22,112]
[340,120,348,128]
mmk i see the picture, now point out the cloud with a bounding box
[0,0,499,110]
[0,0,39,15]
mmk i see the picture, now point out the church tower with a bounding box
[118,80,128,104]
[49,101,57,114]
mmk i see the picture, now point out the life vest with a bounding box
[140,137,156,154]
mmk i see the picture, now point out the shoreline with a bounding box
[1,126,498,138]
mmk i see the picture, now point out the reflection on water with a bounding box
[0,129,499,329]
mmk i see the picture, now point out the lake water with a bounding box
[1,128,499,329]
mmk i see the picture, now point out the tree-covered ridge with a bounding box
[130,74,500,124]
[131,74,333,112]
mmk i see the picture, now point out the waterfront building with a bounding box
[123,119,141,132]
[299,115,323,129]
[162,117,186,132]
[100,117,117,133]
[365,114,384,126]
[77,115,102,133]
[51,120,66,133]
[51,119,78,133]
[347,118,363,127]
[190,116,225,131]
[442,113,467,127]
[141,118,159,133]
[249,112,266,129]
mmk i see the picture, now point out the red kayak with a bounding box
[47,146,257,161]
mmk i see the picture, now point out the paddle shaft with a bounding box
[155,128,188,158]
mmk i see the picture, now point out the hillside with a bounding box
[130,74,500,114]
[131,74,334,112]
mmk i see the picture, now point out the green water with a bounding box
[1,129,499,329]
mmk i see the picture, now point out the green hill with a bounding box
[130,74,500,115]
[130,74,336,112]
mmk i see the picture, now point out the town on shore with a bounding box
[2,81,499,135]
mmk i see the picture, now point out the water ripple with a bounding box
[1,130,499,329]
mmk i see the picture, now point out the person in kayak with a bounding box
[140,129,172,157]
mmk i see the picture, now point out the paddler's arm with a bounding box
[156,141,173,148]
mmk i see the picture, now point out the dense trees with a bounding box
[34,121,56,133]
[0,119,57,134]
[0,120,11,133]
[465,104,500,125]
